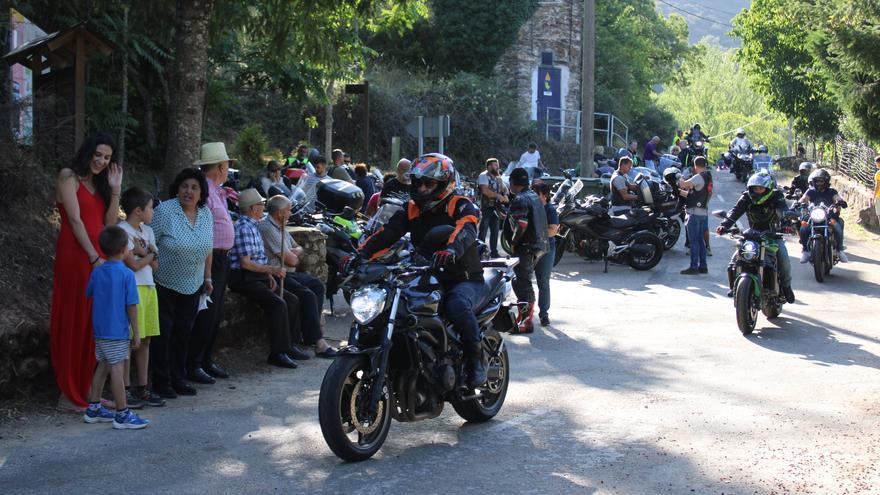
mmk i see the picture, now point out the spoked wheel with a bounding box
[811,240,826,283]
[452,330,510,423]
[318,355,392,462]
[734,277,758,335]
[626,232,664,271]
[662,220,681,250]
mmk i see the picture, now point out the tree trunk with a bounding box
[163,0,215,191]
[0,4,12,145]
[324,80,334,155]
[118,5,129,167]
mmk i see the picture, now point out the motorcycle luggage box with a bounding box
[316,178,365,214]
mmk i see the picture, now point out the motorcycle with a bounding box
[712,210,797,335]
[318,227,515,462]
[801,202,845,283]
[316,207,365,312]
[552,178,664,271]
[726,146,753,183]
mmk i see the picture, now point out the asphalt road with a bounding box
[2,171,879,494]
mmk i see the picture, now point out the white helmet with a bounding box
[736,128,746,137]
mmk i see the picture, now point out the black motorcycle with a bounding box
[726,145,753,183]
[318,229,515,462]
[802,202,845,283]
[552,178,664,271]
[713,210,797,335]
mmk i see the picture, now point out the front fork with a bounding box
[367,288,402,414]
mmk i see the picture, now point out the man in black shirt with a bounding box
[380,158,412,198]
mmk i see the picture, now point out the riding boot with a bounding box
[466,342,487,388]
[782,286,795,304]
[726,267,736,297]
[517,302,535,334]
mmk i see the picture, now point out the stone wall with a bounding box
[495,0,582,126]
[830,171,879,228]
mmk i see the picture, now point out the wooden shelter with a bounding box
[3,22,113,155]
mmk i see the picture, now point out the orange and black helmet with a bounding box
[409,153,456,211]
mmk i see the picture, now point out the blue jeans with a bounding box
[479,206,500,256]
[443,281,485,344]
[799,217,844,251]
[686,214,708,269]
[534,247,555,318]
[643,161,657,173]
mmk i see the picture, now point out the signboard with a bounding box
[537,67,561,140]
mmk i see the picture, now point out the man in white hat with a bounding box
[227,189,306,369]
[189,142,235,383]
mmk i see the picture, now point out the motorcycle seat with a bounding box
[474,268,506,311]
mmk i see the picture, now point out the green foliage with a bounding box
[233,123,269,176]
[732,0,839,136]
[655,42,791,162]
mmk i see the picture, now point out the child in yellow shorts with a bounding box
[119,188,165,407]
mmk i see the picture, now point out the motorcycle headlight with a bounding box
[741,240,759,261]
[810,208,827,223]
[350,286,387,324]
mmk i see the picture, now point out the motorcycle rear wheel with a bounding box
[811,241,826,283]
[626,232,664,271]
[553,235,568,266]
[762,299,782,319]
[662,219,681,250]
[319,355,392,462]
[734,278,757,335]
[452,331,509,423]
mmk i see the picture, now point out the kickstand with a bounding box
[603,255,609,273]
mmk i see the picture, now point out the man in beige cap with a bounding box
[227,189,306,369]
[189,142,235,383]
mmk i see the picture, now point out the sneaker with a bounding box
[680,267,700,275]
[799,251,810,264]
[698,267,708,274]
[838,251,849,263]
[125,389,145,409]
[83,404,115,424]
[112,409,150,430]
[539,314,550,326]
[138,387,166,407]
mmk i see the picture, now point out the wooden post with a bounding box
[391,136,400,169]
[363,80,370,161]
[579,0,596,177]
[74,33,86,151]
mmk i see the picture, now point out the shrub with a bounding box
[233,123,269,177]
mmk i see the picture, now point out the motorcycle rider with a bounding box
[502,168,549,334]
[343,153,488,387]
[797,168,848,263]
[729,128,752,153]
[716,171,796,303]
[685,123,709,144]
[609,156,639,215]
[788,161,812,199]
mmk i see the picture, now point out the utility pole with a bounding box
[580,0,596,177]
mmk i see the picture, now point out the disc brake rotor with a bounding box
[349,380,383,435]
[485,355,505,394]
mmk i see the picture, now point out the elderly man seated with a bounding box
[258,195,338,358]
[228,189,310,369]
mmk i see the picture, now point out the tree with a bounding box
[732,0,839,137]
[163,0,216,186]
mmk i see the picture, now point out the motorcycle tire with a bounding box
[553,235,568,267]
[662,219,681,250]
[626,232,664,271]
[762,299,782,319]
[811,240,826,283]
[734,277,757,335]
[452,330,510,423]
[318,355,392,462]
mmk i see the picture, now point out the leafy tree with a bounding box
[732,0,839,137]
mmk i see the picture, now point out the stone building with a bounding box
[495,0,583,140]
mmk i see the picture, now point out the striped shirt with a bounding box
[230,216,267,269]
[207,181,234,250]
[151,199,213,295]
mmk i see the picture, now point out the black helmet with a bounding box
[808,168,830,191]
[409,153,456,211]
[693,123,701,130]
[798,161,813,174]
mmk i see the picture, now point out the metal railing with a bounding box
[822,136,877,188]
[543,108,628,149]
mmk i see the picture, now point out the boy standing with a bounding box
[119,188,165,407]
[83,225,150,429]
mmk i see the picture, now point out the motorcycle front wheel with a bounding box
[626,232,664,271]
[452,330,510,423]
[319,355,392,462]
[811,240,826,283]
[662,219,681,250]
[734,277,758,335]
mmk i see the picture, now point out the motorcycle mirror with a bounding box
[563,169,573,180]
[711,209,727,219]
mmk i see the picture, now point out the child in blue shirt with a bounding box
[83,225,150,429]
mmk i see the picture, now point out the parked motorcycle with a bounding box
[800,202,846,283]
[318,227,516,462]
[552,178,664,271]
[713,210,797,335]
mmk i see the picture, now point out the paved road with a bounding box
[2,171,879,494]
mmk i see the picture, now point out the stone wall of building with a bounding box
[494,0,582,127]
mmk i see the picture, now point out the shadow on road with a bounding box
[746,315,880,370]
